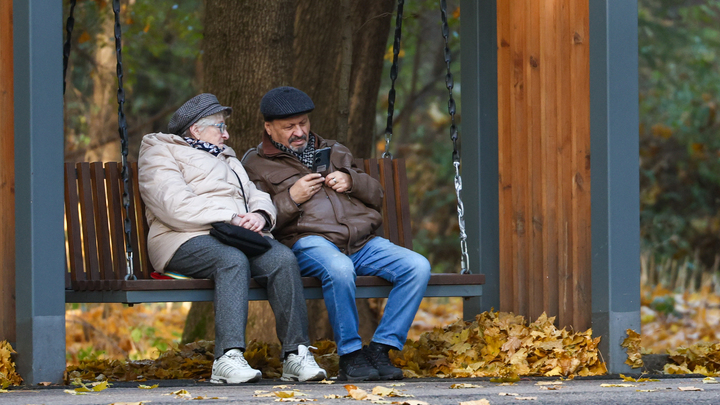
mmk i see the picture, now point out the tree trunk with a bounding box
[293,0,394,158]
[82,14,122,163]
[203,0,296,156]
[184,0,394,348]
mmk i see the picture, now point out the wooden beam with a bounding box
[496,0,591,330]
[0,0,15,345]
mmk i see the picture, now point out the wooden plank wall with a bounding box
[0,0,15,343]
[497,0,591,330]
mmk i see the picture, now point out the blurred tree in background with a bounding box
[639,0,720,272]
[63,0,203,162]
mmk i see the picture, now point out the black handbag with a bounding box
[210,221,271,257]
[209,168,272,257]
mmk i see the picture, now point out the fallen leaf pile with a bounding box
[65,340,215,382]
[663,342,720,376]
[621,329,643,369]
[392,310,607,378]
[0,340,22,387]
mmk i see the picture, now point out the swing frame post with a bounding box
[13,0,67,385]
[459,0,500,318]
[589,0,641,374]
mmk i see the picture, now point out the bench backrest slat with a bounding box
[378,158,400,244]
[90,162,115,280]
[393,158,413,250]
[66,158,415,286]
[65,163,84,284]
[131,162,152,278]
[105,162,125,280]
[77,162,101,281]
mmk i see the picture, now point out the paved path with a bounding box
[3,375,720,404]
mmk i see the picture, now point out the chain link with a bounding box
[382,0,405,159]
[441,0,469,274]
[112,0,136,280]
[62,0,77,95]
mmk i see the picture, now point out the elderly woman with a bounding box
[138,94,326,384]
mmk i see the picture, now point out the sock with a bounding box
[284,350,298,360]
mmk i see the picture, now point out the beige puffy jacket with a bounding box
[138,133,277,271]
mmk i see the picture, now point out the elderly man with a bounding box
[243,86,431,381]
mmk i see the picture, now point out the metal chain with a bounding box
[62,0,77,95]
[112,0,135,280]
[440,0,469,274]
[382,0,405,159]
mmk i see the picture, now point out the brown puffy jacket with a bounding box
[242,132,383,254]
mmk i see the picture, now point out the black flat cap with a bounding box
[260,86,315,121]
[168,93,232,135]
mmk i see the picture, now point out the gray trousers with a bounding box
[166,235,310,359]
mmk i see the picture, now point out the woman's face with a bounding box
[191,117,229,147]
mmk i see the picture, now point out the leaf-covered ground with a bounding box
[64,310,605,383]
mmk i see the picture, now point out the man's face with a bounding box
[265,114,311,153]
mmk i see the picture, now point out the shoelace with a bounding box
[300,346,319,366]
[367,347,392,366]
[225,350,250,368]
[348,350,374,369]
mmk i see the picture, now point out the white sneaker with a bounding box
[281,345,328,382]
[210,349,262,384]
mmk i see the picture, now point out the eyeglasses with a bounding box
[210,123,228,133]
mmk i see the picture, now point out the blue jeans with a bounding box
[292,235,431,356]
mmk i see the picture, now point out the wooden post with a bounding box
[496,0,592,330]
[0,0,16,346]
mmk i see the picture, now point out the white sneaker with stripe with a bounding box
[210,349,261,384]
[281,345,328,382]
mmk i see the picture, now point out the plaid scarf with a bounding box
[270,133,316,169]
[184,136,225,156]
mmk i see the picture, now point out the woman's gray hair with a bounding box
[182,111,229,138]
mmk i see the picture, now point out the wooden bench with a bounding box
[64,159,484,304]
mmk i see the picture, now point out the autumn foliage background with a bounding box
[27,0,720,383]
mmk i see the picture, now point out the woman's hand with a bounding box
[324,171,352,193]
[289,173,325,205]
[231,212,266,234]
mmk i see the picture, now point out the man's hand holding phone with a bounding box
[290,173,325,205]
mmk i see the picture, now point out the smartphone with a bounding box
[312,147,331,173]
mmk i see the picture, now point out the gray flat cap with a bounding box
[168,93,232,135]
[260,86,315,121]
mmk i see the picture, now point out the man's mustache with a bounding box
[289,134,307,144]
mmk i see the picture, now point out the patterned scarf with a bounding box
[184,136,225,157]
[270,133,316,169]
